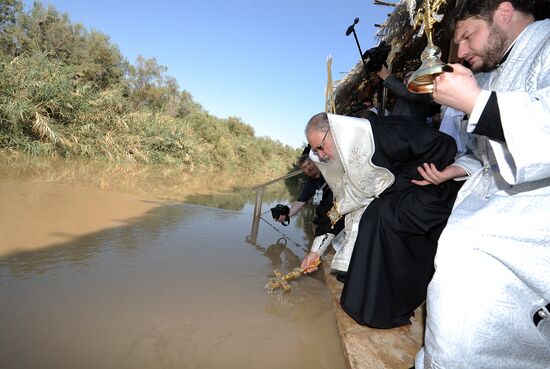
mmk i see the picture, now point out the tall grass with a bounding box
[0,1,302,178]
[0,52,301,177]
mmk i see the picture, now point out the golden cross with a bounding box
[267,260,321,293]
[412,0,447,43]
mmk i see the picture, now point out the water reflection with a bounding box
[262,237,302,270]
[184,173,305,211]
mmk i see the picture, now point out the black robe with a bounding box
[340,115,461,329]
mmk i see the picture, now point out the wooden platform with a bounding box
[321,253,425,369]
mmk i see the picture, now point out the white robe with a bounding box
[417,19,550,369]
[309,114,394,272]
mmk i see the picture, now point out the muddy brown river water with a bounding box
[0,158,347,369]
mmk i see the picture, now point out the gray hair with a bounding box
[305,112,330,136]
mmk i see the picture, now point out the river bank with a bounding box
[321,252,424,369]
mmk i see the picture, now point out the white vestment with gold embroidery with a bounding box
[309,114,394,271]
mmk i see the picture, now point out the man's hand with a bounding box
[412,163,467,186]
[377,65,390,80]
[277,214,288,223]
[433,63,481,115]
[300,252,321,273]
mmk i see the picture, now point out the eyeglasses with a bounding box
[312,128,330,155]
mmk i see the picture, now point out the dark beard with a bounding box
[475,23,508,73]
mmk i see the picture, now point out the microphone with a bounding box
[345,18,359,36]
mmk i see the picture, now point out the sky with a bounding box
[25,0,391,148]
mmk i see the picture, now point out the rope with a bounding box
[259,215,307,251]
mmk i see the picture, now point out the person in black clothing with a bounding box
[275,154,344,272]
[276,155,324,223]
[377,65,433,124]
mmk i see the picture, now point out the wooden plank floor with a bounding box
[321,252,425,369]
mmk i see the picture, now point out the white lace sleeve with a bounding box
[310,233,335,256]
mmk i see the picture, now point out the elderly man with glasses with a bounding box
[304,112,461,329]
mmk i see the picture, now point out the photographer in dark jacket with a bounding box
[362,41,433,124]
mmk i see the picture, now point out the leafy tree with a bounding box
[174,90,203,118]
[127,55,184,112]
[0,0,23,60]
[226,116,255,137]
[77,30,126,88]
[127,55,168,110]
[17,2,84,62]
[2,2,126,88]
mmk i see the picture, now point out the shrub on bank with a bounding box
[0,53,300,175]
[0,1,301,177]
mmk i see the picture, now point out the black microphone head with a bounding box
[346,18,360,36]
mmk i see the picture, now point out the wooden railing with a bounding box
[247,169,303,244]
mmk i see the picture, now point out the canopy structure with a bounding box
[334,0,550,114]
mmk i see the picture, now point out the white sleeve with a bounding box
[310,233,335,256]
[452,127,484,178]
[490,85,550,184]
[453,151,484,178]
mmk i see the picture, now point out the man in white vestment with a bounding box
[413,1,550,368]
[303,114,395,274]
[305,113,460,328]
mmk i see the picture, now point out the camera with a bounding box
[362,41,391,73]
[271,204,290,225]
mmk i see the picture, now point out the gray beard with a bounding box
[316,148,345,197]
[325,149,344,171]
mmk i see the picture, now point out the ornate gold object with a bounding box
[267,260,321,293]
[407,0,451,94]
[327,200,342,229]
